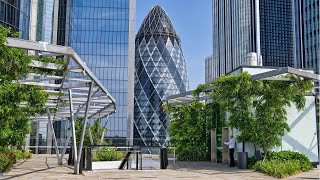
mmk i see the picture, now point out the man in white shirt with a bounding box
[224,135,235,167]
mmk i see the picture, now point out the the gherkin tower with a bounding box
[134,5,189,147]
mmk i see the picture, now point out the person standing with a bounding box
[224,135,235,167]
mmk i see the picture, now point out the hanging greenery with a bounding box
[163,101,224,161]
[196,72,314,159]
[168,71,313,161]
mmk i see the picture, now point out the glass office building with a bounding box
[0,0,30,39]
[303,0,319,74]
[134,5,189,146]
[36,0,54,43]
[260,0,294,67]
[210,0,299,80]
[65,0,135,142]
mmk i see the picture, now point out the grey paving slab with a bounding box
[1,155,319,180]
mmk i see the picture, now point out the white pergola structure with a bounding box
[164,66,320,164]
[165,66,320,107]
[5,37,116,174]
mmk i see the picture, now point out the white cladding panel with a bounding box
[232,96,318,162]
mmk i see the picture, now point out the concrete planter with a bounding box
[92,161,122,170]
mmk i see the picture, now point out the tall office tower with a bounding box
[303,0,319,74]
[210,0,300,80]
[35,0,54,43]
[134,5,189,146]
[0,0,31,39]
[55,0,136,144]
[26,0,68,154]
[205,55,214,84]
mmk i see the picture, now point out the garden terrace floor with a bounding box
[1,155,319,180]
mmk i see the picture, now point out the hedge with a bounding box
[253,151,313,178]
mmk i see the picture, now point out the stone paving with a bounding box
[1,155,319,180]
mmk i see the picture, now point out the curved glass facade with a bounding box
[0,0,30,39]
[134,5,189,146]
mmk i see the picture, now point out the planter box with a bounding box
[238,152,248,169]
[92,161,122,170]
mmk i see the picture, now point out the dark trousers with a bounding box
[229,148,235,167]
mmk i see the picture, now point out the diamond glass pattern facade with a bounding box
[134,5,188,146]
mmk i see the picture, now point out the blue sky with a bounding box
[136,0,212,90]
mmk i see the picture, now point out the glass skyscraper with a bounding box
[303,0,319,74]
[0,0,30,39]
[29,0,136,152]
[60,0,135,142]
[36,0,54,43]
[210,0,299,80]
[134,5,189,146]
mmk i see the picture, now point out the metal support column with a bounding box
[75,82,94,174]
[59,126,71,165]
[59,88,74,165]
[68,89,78,174]
[46,107,60,162]
[35,121,39,154]
[100,115,109,145]
[88,126,94,145]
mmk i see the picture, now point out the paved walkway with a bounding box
[1,155,319,180]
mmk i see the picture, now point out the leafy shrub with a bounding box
[15,150,32,160]
[254,160,301,178]
[0,147,16,164]
[93,148,125,161]
[248,156,257,169]
[267,151,313,171]
[0,153,12,173]
[167,147,175,154]
[176,146,207,161]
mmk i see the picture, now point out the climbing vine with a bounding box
[167,71,313,161]
[203,72,313,159]
[164,101,224,161]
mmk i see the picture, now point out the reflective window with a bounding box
[0,0,30,39]
[68,0,130,138]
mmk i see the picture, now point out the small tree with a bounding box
[0,26,48,148]
[75,118,107,146]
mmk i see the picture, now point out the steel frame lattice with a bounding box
[5,37,116,174]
